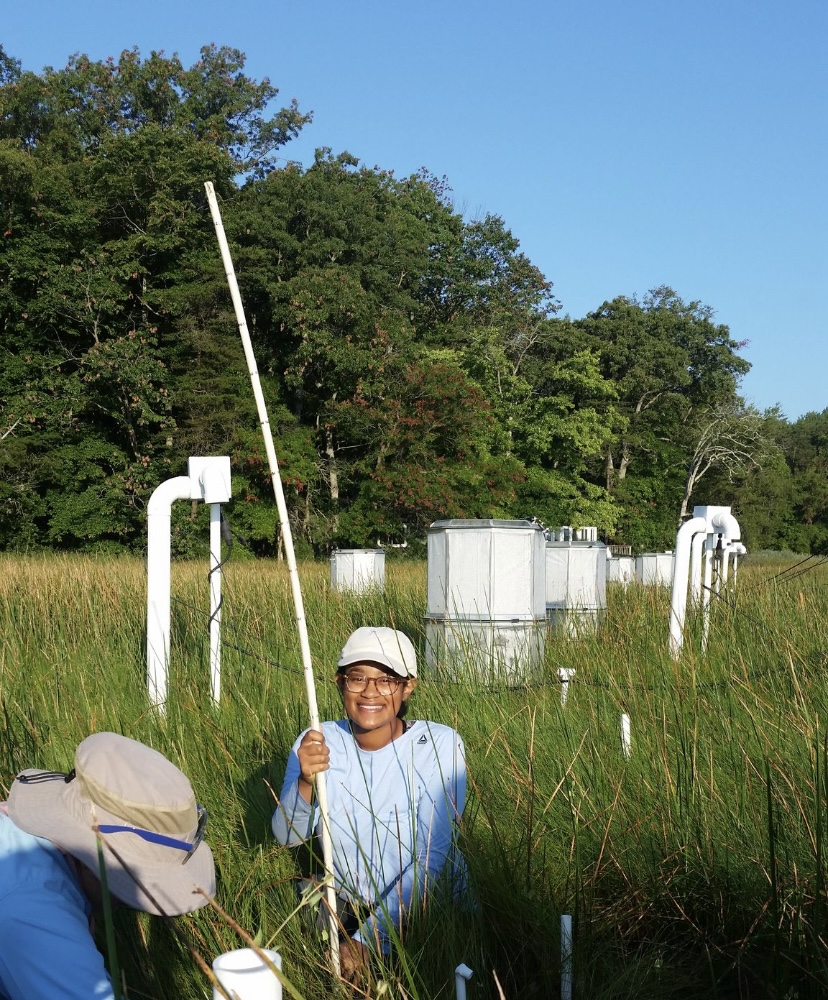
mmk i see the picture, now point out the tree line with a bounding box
[1,45,825,557]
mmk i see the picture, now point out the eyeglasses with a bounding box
[98,805,209,865]
[342,673,405,696]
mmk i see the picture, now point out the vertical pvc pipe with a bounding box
[721,545,731,588]
[560,914,573,1000]
[146,476,193,711]
[209,502,222,705]
[147,510,171,711]
[455,963,473,1000]
[701,539,715,652]
[204,182,340,975]
[690,529,706,606]
[620,713,631,758]
[558,667,575,706]
[212,948,282,1000]
[668,516,708,659]
[732,543,745,583]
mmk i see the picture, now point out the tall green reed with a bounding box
[3,554,828,997]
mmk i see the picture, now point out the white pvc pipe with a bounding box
[558,667,575,706]
[146,475,192,710]
[731,542,746,582]
[455,963,473,1000]
[721,545,732,587]
[701,539,715,652]
[710,510,741,543]
[209,503,222,705]
[668,516,708,659]
[560,914,573,1000]
[213,948,282,1000]
[690,529,706,606]
[620,713,631,758]
[204,182,340,974]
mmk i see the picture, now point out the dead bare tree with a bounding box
[0,418,21,442]
[679,403,766,521]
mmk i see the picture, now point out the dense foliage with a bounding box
[1,46,823,555]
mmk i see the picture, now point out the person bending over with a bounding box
[0,732,215,1000]
[272,626,467,980]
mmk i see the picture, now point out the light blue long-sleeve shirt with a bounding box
[272,719,466,949]
[0,812,113,1000]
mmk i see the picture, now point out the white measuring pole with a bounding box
[204,182,340,975]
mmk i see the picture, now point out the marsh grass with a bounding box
[3,553,828,997]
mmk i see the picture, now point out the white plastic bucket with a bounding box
[212,948,283,1000]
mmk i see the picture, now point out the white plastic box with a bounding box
[425,519,546,682]
[635,552,675,587]
[607,555,635,586]
[545,534,607,636]
[330,549,385,594]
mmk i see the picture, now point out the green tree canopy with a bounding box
[4,45,818,556]
[0,45,309,549]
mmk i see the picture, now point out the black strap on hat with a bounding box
[16,768,76,784]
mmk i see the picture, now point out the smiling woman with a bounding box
[271,626,467,982]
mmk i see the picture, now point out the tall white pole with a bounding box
[204,182,340,975]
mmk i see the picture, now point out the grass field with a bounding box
[2,552,828,999]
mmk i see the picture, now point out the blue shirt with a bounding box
[0,812,113,1000]
[272,719,467,950]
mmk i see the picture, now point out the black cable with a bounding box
[206,515,232,632]
[768,553,828,582]
[769,555,828,586]
[169,593,305,677]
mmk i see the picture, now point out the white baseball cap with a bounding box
[337,627,418,678]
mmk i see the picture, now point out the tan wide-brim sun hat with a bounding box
[8,732,215,916]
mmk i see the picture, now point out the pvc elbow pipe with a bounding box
[147,475,193,516]
[710,510,741,542]
[669,516,708,658]
[455,964,473,1000]
[147,476,193,710]
[199,463,231,505]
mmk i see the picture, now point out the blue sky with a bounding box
[4,0,826,421]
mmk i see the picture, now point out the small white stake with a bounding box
[455,963,473,1000]
[561,914,573,1000]
[558,667,575,706]
[620,713,631,758]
